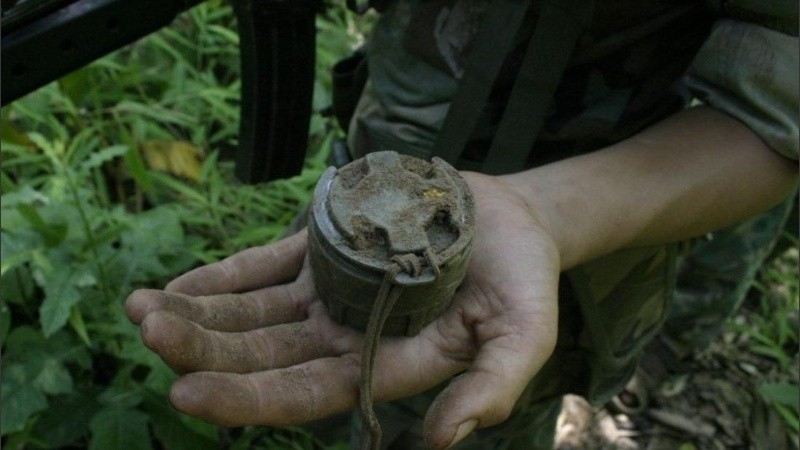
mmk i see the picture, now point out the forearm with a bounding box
[502,106,797,270]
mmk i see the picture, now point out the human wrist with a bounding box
[497,170,583,270]
[495,107,797,271]
[460,171,563,268]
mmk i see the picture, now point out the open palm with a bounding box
[126,172,561,449]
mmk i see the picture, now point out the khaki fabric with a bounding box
[683,20,799,160]
[337,0,799,447]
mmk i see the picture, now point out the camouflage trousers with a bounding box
[665,194,797,357]
[335,196,795,450]
[324,84,798,448]
[343,243,678,449]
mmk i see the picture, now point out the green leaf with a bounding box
[750,344,791,369]
[89,406,152,450]
[109,205,189,282]
[5,326,90,369]
[228,224,284,248]
[208,24,239,45]
[0,301,10,344]
[16,203,68,247]
[150,171,207,203]
[773,402,800,433]
[1,364,48,435]
[1,171,17,193]
[34,358,74,395]
[58,67,94,106]
[113,101,195,127]
[80,145,130,173]
[142,392,217,450]
[26,132,56,156]
[0,117,34,147]
[1,185,49,207]
[125,205,185,251]
[39,272,82,337]
[123,144,153,191]
[0,231,42,281]
[198,150,219,184]
[69,306,93,347]
[34,390,101,448]
[33,249,96,337]
[759,382,800,411]
[98,386,145,409]
[0,249,35,277]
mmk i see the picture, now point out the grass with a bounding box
[1,1,364,448]
[730,234,800,442]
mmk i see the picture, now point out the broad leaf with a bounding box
[0,230,42,277]
[34,358,74,395]
[39,275,82,337]
[89,406,152,450]
[34,390,100,447]
[1,364,48,435]
[759,382,800,411]
[34,250,95,337]
[143,392,217,450]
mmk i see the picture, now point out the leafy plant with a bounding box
[1,0,365,447]
[726,232,800,443]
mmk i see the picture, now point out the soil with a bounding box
[554,312,799,450]
[329,151,466,259]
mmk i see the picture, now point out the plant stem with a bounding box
[62,164,113,303]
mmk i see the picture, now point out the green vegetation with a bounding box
[1,1,362,448]
[731,238,800,441]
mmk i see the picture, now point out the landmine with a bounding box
[308,151,475,448]
[309,150,475,335]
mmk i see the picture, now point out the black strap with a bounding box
[430,0,534,166]
[432,0,593,174]
[483,0,592,174]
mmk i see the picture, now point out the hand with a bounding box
[125,172,561,449]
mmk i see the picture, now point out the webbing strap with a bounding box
[359,251,440,450]
[432,0,593,174]
[482,0,593,174]
[430,0,534,165]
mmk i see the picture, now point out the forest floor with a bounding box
[554,248,799,450]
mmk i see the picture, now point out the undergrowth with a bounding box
[1,1,363,448]
[731,231,800,443]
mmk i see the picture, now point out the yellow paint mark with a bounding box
[422,188,447,199]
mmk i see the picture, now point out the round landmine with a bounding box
[308,151,475,336]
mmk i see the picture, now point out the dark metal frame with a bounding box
[2,0,320,183]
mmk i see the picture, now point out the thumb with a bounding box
[423,320,557,449]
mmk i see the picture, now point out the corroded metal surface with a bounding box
[308,151,474,336]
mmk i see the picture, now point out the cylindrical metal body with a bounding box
[308,151,475,336]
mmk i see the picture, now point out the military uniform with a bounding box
[339,0,798,447]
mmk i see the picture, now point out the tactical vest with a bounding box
[333,0,795,173]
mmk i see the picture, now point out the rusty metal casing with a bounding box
[308,151,475,336]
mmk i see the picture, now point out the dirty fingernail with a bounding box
[446,419,478,449]
[125,289,164,323]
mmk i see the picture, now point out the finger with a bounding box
[423,311,558,449]
[169,358,361,428]
[125,271,314,332]
[167,326,471,428]
[140,305,359,374]
[166,229,308,295]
